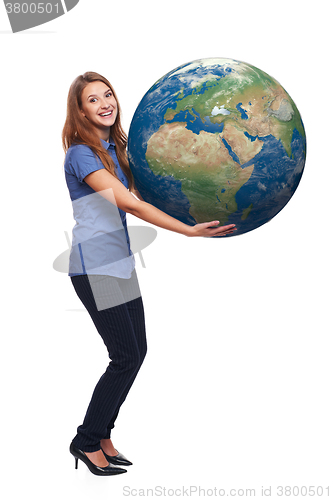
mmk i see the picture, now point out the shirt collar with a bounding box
[100,137,115,150]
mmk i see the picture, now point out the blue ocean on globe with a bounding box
[128,58,306,236]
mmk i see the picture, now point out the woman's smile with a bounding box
[98,108,115,122]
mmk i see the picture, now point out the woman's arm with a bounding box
[84,168,236,237]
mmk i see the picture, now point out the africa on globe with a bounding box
[128,58,306,236]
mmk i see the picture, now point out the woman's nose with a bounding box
[100,99,111,109]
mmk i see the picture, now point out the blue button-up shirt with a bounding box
[64,138,135,278]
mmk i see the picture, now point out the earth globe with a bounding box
[128,58,306,236]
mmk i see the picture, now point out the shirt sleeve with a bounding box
[65,145,105,183]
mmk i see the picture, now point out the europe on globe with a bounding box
[128,58,306,236]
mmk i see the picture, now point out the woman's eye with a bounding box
[106,92,113,98]
[90,98,97,103]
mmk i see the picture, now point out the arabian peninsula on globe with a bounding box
[128,58,306,236]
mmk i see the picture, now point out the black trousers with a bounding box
[70,269,147,452]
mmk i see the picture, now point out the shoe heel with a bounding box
[75,457,78,469]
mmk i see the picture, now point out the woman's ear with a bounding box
[80,109,86,118]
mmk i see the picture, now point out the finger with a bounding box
[211,224,236,232]
[210,227,237,236]
[209,223,236,230]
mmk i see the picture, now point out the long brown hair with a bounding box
[62,71,134,191]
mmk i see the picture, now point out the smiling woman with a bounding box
[62,72,134,192]
[62,71,236,477]
[80,82,118,140]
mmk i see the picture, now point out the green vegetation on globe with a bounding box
[128,58,306,236]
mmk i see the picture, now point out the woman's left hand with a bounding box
[188,221,237,237]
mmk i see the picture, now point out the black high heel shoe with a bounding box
[69,442,127,476]
[101,447,133,466]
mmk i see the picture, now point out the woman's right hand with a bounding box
[187,221,236,237]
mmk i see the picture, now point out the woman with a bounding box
[63,71,236,476]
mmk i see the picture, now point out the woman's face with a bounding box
[80,81,118,138]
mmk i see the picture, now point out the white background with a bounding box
[0,1,332,498]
